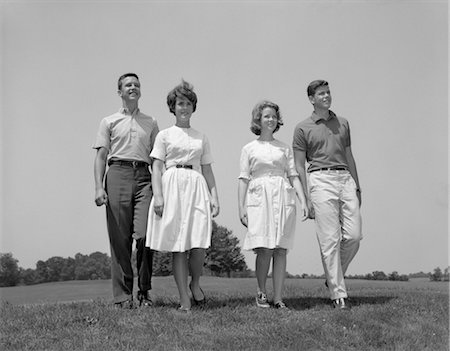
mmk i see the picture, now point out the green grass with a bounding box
[1,277,448,350]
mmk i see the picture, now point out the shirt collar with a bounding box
[311,110,336,123]
[119,107,140,116]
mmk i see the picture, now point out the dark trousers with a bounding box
[105,164,153,303]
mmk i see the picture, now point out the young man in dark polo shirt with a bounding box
[93,73,159,308]
[293,80,362,310]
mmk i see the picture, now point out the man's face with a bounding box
[310,86,332,109]
[118,76,141,102]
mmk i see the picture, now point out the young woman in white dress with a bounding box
[238,100,308,309]
[146,81,220,312]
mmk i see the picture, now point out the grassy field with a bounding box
[0,277,448,350]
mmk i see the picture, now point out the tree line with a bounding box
[0,221,249,287]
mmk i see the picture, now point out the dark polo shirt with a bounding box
[293,110,351,172]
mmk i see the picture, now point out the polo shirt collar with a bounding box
[119,107,140,116]
[311,110,336,123]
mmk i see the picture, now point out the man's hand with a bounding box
[307,198,315,219]
[95,188,108,206]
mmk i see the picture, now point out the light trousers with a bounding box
[309,170,362,300]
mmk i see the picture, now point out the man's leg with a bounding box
[105,166,135,304]
[309,172,347,300]
[339,174,362,275]
[133,167,153,296]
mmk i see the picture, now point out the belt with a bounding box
[310,167,348,173]
[175,164,193,169]
[108,160,149,168]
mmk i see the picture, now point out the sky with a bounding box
[1,0,448,276]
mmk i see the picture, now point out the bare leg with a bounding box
[172,252,190,309]
[255,248,273,294]
[272,248,287,303]
[189,248,205,301]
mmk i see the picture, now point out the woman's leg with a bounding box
[172,252,190,309]
[255,248,273,294]
[272,248,287,303]
[188,248,205,301]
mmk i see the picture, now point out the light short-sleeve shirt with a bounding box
[239,139,298,180]
[292,110,351,172]
[150,125,213,171]
[93,108,159,164]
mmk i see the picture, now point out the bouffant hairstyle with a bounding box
[307,80,329,97]
[167,80,198,115]
[250,100,284,136]
[118,73,139,90]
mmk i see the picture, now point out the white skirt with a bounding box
[243,175,297,250]
[146,167,212,252]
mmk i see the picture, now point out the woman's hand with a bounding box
[300,202,309,221]
[211,197,220,217]
[153,195,164,217]
[239,207,248,227]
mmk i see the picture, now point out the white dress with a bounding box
[146,126,213,252]
[239,139,298,250]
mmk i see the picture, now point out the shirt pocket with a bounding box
[246,184,263,207]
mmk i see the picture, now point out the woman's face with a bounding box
[174,96,193,122]
[260,107,278,133]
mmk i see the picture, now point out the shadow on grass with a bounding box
[172,294,398,311]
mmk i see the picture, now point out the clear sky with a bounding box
[1,0,448,276]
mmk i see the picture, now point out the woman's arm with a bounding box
[201,164,220,217]
[152,159,165,216]
[238,178,249,227]
[288,176,309,221]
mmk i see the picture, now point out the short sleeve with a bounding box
[285,146,298,177]
[292,125,306,151]
[238,147,250,180]
[93,118,111,150]
[150,131,166,161]
[345,121,351,147]
[200,135,214,165]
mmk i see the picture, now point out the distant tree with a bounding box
[205,221,248,277]
[20,268,38,285]
[153,251,172,276]
[388,271,400,281]
[443,267,449,282]
[366,271,388,280]
[73,252,110,280]
[45,256,67,282]
[0,253,20,287]
[430,267,443,282]
[35,260,50,284]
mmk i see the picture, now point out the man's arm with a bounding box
[293,149,314,219]
[94,147,109,206]
[345,146,362,206]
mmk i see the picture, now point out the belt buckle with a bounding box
[132,161,138,168]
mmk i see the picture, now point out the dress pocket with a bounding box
[284,185,296,207]
[246,184,263,207]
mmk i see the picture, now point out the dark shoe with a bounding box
[332,298,350,310]
[255,291,270,308]
[274,301,289,310]
[115,299,135,309]
[137,290,153,307]
[189,282,205,305]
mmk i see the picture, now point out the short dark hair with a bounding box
[250,100,284,136]
[118,73,139,90]
[167,80,197,115]
[307,80,329,97]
